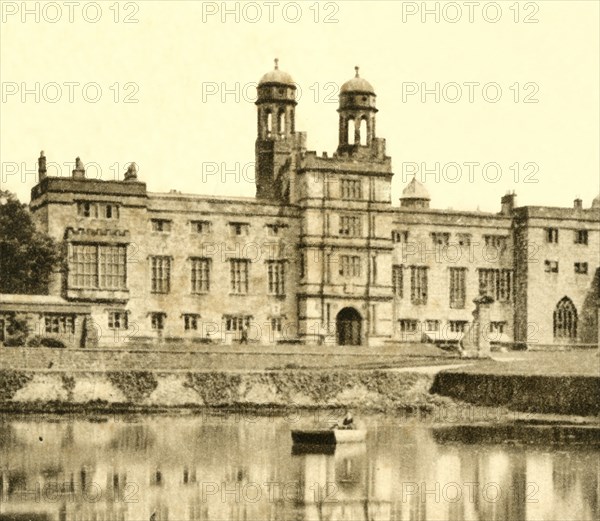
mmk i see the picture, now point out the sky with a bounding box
[1,0,599,211]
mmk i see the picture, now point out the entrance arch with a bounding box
[554,297,577,341]
[336,307,362,346]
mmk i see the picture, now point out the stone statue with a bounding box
[124,162,138,181]
[72,156,85,179]
[459,294,494,358]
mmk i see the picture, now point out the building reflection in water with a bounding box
[0,415,597,521]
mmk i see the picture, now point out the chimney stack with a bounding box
[501,191,516,216]
[38,151,47,181]
[574,198,583,210]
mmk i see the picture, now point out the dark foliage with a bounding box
[0,191,62,294]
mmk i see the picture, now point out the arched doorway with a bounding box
[554,297,577,341]
[337,307,362,346]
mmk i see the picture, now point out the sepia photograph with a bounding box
[0,1,599,520]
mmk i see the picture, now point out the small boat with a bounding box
[291,429,366,445]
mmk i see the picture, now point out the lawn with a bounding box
[453,350,600,377]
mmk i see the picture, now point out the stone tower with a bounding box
[336,67,379,157]
[255,59,298,201]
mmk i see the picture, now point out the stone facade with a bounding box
[23,64,600,349]
[0,294,93,349]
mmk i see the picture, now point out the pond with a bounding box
[0,411,597,520]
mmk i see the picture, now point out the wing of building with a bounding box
[4,63,599,350]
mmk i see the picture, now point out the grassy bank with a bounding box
[0,368,448,413]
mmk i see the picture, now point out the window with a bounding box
[554,297,577,340]
[271,317,283,332]
[544,260,559,273]
[457,233,471,247]
[574,262,588,275]
[224,315,251,331]
[151,313,165,331]
[44,315,75,334]
[478,269,513,302]
[490,321,506,334]
[108,311,128,330]
[183,314,199,331]
[574,230,588,245]
[99,246,127,289]
[484,235,508,251]
[0,318,5,342]
[340,255,361,277]
[449,267,467,309]
[339,215,362,237]
[70,244,98,288]
[77,202,119,219]
[230,259,249,294]
[150,256,171,293]
[229,222,249,236]
[410,266,428,305]
[545,228,559,244]
[70,244,127,290]
[77,202,98,218]
[424,320,440,332]
[398,319,419,333]
[151,219,172,233]
[431,232,450,246]
[449,320,468,333]
[191,220,211,234]
[191,258,211,293]
[392,265,403,297]
[151,469,163,486]
[392,230,409,244]
[340,178,362,200]
[266,224,287,236]
[104,204,119,219]
[267,260,285,295]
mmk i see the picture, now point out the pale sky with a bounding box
[1,0,599,211]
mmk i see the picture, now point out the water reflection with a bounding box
[0,414,597,520]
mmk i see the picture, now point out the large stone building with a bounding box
[8,63,600,349]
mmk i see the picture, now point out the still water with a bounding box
[0,412,597,521]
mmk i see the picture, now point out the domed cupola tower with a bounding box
[400,177,430,209]
[255,59,300,201]
[256,58,297,140]
[337,67,378,151]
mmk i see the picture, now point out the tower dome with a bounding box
[255,59,297,142]
[337,67,378,150]
[400,177,430,209]
[592,194,600,209]
[258,59,294,86]
[340,67,375,94]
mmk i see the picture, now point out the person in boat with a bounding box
[339,410,354,430]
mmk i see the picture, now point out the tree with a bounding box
[0,190,62,294]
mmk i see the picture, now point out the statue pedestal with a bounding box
[460,295,494,359]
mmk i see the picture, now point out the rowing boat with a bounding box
[291,429,366,445]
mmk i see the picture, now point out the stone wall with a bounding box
[0,369,436,411]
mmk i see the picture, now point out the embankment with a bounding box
[0,369,439,412]
[1,365,598,417]
[431,371,600,416]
